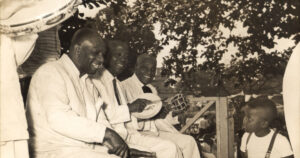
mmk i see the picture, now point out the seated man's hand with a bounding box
[128,99,152,113]
[153,106,169,119]
[178,113,188,125]
[129,148,157,158]
[103,128,129,158]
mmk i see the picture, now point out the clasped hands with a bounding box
[128,98,152,113]
[103,128,156,158]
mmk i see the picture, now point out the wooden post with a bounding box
[180,100,215,133]
[181,96,235,157]
[216,97,234,158]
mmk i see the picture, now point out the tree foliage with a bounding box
[59,0,300,94]
[135,0,299,94]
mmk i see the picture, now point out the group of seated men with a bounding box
[26,28,201,158]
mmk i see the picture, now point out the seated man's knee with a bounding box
[161,139,178,153]
[181,134,198,147]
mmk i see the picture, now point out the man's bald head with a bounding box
[68,28,106,76]
[70,28,105,53]
[136,54,157,68]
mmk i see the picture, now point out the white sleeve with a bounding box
[109,104,131,124]
[240,132,249,152]
[165,112,179,125]
[35,67,106,143]
[275,134,294,157]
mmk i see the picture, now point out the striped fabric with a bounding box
[19,26,61,77]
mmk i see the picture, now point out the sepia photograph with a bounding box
[0,0,299,158]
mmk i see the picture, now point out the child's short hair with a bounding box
[246,96,278,124]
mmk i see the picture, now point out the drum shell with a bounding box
[0,0,79,37]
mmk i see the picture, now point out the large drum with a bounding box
[0,0,79,37]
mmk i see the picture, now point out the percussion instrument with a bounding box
[132,93,162,119]
[0,0,80,37]
[169,93,189,114]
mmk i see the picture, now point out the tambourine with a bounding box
[132,93,162,119]
[169,93,189,113]
[0,0,80,37]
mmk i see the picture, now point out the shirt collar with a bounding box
[60,54,80,77]
[131,73,146,88]
[102,69,117,81]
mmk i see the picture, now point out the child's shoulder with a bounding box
[273,131,294,156]
[241,132,251,140]
[274,132,290,144]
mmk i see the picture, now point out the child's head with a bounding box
[243,96,277,133]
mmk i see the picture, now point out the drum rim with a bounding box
[2,0,78,27]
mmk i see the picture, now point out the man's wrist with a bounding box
[103,128,110,142]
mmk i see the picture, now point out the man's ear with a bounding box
[74,44,81,58]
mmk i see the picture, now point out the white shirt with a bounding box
[92,69,131,140]
[240,130,293,158]
[121,74,179,134]
[27,54,107,152]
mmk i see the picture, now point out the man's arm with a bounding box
[34,67,106,143]
[92,78,131,125]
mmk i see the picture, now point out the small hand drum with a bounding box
[132,93,162,119]
[169,94,189,114]
[0,0,79,37]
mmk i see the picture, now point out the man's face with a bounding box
[78,40,106,75]
[135,60,156,85]
[243,108,265,133]
[106,45,129,76]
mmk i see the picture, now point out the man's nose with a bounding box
[95,54,104,63]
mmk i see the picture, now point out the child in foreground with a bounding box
[240,97,294,158]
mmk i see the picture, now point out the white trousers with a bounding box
[159,131,201,158]
[0,140,29,158]
[34,146,119,158]
[127,132,183,158]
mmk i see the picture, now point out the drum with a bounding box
[0,0,80,37]
[132,93,163,119]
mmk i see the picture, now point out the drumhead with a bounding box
[132,93,162,119]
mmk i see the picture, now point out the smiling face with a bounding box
[135,59,157,85]
[105,41,129,76]
[69,29,106,76]
[77,40,106,75]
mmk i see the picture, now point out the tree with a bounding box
[59,0,300,94]
[136,0,300,95]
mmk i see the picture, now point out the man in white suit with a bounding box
[121,54,201,158]
[92,40,183,158]
[26,28,130,158]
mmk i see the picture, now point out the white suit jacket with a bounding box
[26,54,109,152]
[92,69,131,140]
[120,74,179,134]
